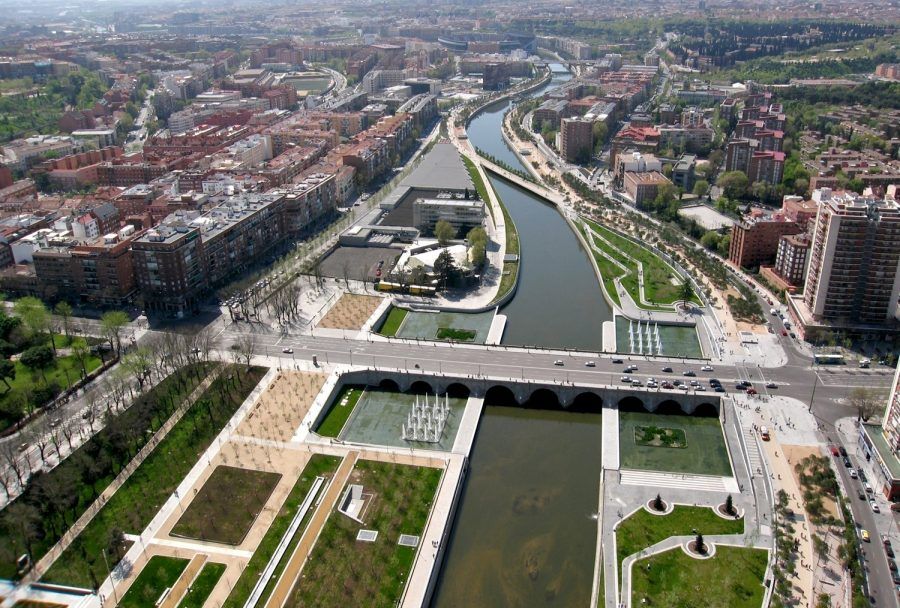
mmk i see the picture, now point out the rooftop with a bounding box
[401,142,473,192]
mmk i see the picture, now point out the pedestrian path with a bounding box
[601,406,620,470]
[158,553,207,608]
[619,469,731,492]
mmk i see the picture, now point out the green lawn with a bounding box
[619,411,733,477]
[630,545,768,608]
[222,454,342,608]
[379,307,408,337]
[0,364,213,580]
[616,505,744,574]
[315,385,364,438]
[488,186,521,306]
[579,222,623,307]
[119,555,188,608]
[171,466,282,545]
[581,218,701,309]
[285,460,442,608]
[435,327,477,341]
[0,335,104,431]
[177,562,226,608]
[40,366,268,587]
[461,155,492,218]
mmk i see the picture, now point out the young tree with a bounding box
[724,494,735,516]
[679,281,695,306]
[100,310,130,356]
[848,387,882,422]
[694,532,705,554]
[653,493,664,511]
[14,297,52,353]
[435,220,456,246]
[53,302,73,341]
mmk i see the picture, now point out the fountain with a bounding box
[401,393,450,443]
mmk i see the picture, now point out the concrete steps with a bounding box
[619,469,730,493]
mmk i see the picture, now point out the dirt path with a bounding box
[263,451,359,608]
[159,553,208,608]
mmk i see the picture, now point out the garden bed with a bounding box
[634,425,687,448]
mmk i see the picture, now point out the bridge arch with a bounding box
[570,391,603,412]
[526,388,560,409]
[378,378,400,392]
[408,380,434,395]
[618,395,647,413]
[445,382,471,399]
[655,399,683,415]
[693,402,719,417]
[485,385,518,406]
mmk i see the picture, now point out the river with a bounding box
[466,63,612,350]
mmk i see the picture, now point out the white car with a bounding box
[554,360,564,366]
[620,376,632,383]
[849,469,858,479]
[701,365,714,372]
[585,361,596,367]
[282,347,294,354]
[870,500,880,513]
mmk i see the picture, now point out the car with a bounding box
[678,384,689,391]
[843,457,852,467]
[682,370,696,377]
[631,380,643,387]
[623,368,633,373]
[661,382,674,389]
[282,347,294,354]
[690,380,700,386]
[661,366,673,373]
[647,381,658,388]
[891,559,900,573]
[885,539,895,556]
[17,442,28,452]
[696,385,707,391]
[849,469,858,479]
[585,361,596,367]
[892,571,900,586]
[709,378,721,385]
[871,500,880,513]
[861,529,871,542]
[612,358,624,364]
[621,376,633,383]
[735,384,747,391]
[766,382,779,389]
[830,445,840,456]
[859,489,867,500]
[789,331,796,339]
[714,386,725,393]
[554,360,564,366]
[781,329,788,336]
[628,364,638,371]
[701,365,714,372]
[747,388,758,395]
[839,446,848,457]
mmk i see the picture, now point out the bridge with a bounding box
[479,157,568,206]
[326,368,722,414]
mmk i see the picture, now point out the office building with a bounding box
[412,196,485,236]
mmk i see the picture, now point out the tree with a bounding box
[848,387,882,422]
[100,310,130,356]
[700,231,721,250]
[435,220,456,246]
[678,281,694,305]
[724,494,735,516]
[53,302,73,340]
[592,121,608,151]
[20,345,54,384]
[0,358,15,391]
[718,171,750,200]
[433,250,457,290]
[14,297,52,352]
[694,532,705,554]
[813,534,828,566]
[653,493,664,511]
[716,233,731,257]
[693,179,710,198]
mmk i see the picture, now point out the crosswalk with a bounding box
[620,469,730,492]
[742,426,764,476]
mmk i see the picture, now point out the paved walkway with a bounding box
[159,553,207,608]
[28,366,223,581]
[262,451,358,608]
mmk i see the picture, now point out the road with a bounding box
[836,451,899,607]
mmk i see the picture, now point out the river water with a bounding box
[430,64,606,608]
[466,64,612,350]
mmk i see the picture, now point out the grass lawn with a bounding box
[315,385,364,438]
[222,454,342,608]
[435,327,477,341]
[378,307,408,337]
[634,425,687,448]
[630,545,768,608]
[0,335,104,431]
[285,460,442,608]
[461,155,492,218]
[176,562,226,608]
[170,466,282,545]
[41,366,268,587]
[579,222,623,307]
[616,505,744,574]
[0,364,213,580]
[619,411,733,477]
[119,555,188,608]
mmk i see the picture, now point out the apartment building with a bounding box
[728,214,803,269]
[623,171,670,207]
[790,189,900,334]
[559,118,593,163]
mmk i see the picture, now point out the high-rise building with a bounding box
[559,118,593,163]
[789,189,900,335]
[859,361,900,500]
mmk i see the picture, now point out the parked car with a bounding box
[839,447,848,457]
[843,457,852,467]
[849,469,858,479]
[861,529,871,542]
[870,500,881,513]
